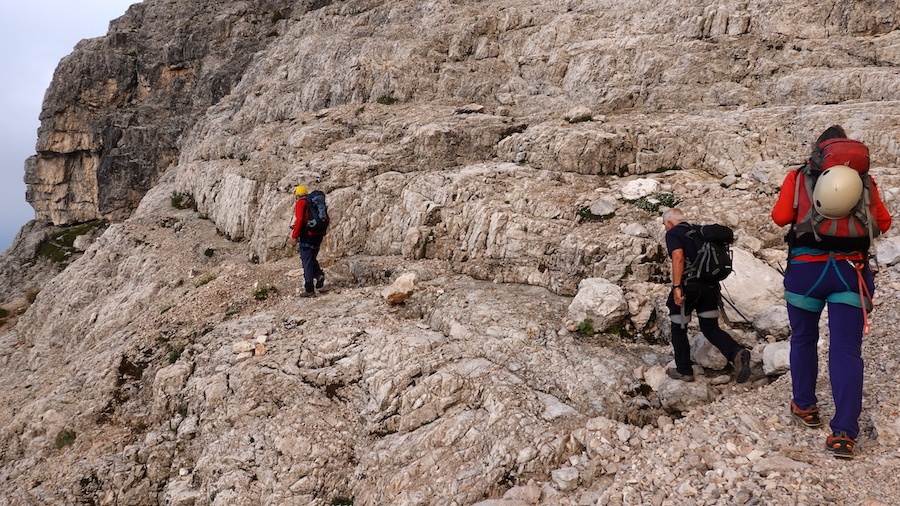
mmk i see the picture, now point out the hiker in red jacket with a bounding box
[290,185,326,297]
[771,125,892,459]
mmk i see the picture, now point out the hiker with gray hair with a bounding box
[662,208,751,383]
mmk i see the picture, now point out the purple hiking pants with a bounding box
[784,259,874,439]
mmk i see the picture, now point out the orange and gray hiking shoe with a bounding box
[790,401,822,428]
[826,432,856,459]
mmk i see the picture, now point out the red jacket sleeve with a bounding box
[871,178,892,234]
[291,199,307,240]
[771,171,798,227]
[770,170,892,233]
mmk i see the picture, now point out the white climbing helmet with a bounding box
[813,165,863,219]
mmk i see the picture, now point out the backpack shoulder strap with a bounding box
[677,222,698,233]
[793,163,813,210]
[301,198,311,223]
[680,223,705,253]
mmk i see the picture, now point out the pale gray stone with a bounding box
[721,248,784,324]
[754,304,791,339]
[551,467,580,492]
[381,272,416,304]
[656,376,713,412]
[762,341,792,376]
[503,483,541,504]
[589,196,619,217]
[566,278,627,332]
[564,106,593,123]
[622,222,650,238]
[691,331,729,369]
[876,236,900,266]
[752,456,811,476]
[620,179,661,200]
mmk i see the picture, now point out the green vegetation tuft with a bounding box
[576,319,595,336]
[576,206,613,223]
[36,221,108,265]
[376,95,399,105]
[606,323,631,337]
[627,192,681,213]
[224,302,243,317]
[253,284,279,301]
[54,429,77,449]
[170,191,196,211]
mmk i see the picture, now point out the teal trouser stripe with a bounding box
[785,290,868,311]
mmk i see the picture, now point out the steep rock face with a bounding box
[24,0,900,229]
[25,0,300,225]
[166,0,900,292]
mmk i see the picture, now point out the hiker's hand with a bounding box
[674,288,685,306]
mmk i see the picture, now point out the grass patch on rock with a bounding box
[36,221,108,265]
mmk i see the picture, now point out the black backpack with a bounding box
[304,190,330,234]
[683,223,734,288]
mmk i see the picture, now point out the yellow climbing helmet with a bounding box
[813,165,863,219]
[294,185,308,196]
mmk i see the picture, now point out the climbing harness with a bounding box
[783,248,874,335]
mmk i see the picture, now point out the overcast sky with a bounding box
[0,1,138,252]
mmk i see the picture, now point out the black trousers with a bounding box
[666,286,743,375]
[299,246,323,293]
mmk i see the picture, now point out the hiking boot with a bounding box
[315,273,325,289]
[790,401,823,428]
[733,349,751,383]
[299,291,316,298]
[826,432,856,459]
[666,368,695,382]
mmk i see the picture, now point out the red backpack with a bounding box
[792,138,879,246]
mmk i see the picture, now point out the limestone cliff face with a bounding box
[167,0,900,291]
[4,1,900,505]
[25,0,900,229]
[25,0,301,225]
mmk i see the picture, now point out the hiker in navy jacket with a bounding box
[290,185,326,297]
[663,208,751,384]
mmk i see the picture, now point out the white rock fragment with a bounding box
[232,341,256,354]
[382,272,416,304]
[566,278,627,332]
[620,178,660,200]
[551,467,580,492]
[762,341,791,375]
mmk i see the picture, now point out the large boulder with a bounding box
[721,248,784,325]
[566,278,628,332]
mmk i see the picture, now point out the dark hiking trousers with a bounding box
[667,285,743,376]
[299,244,323,293]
